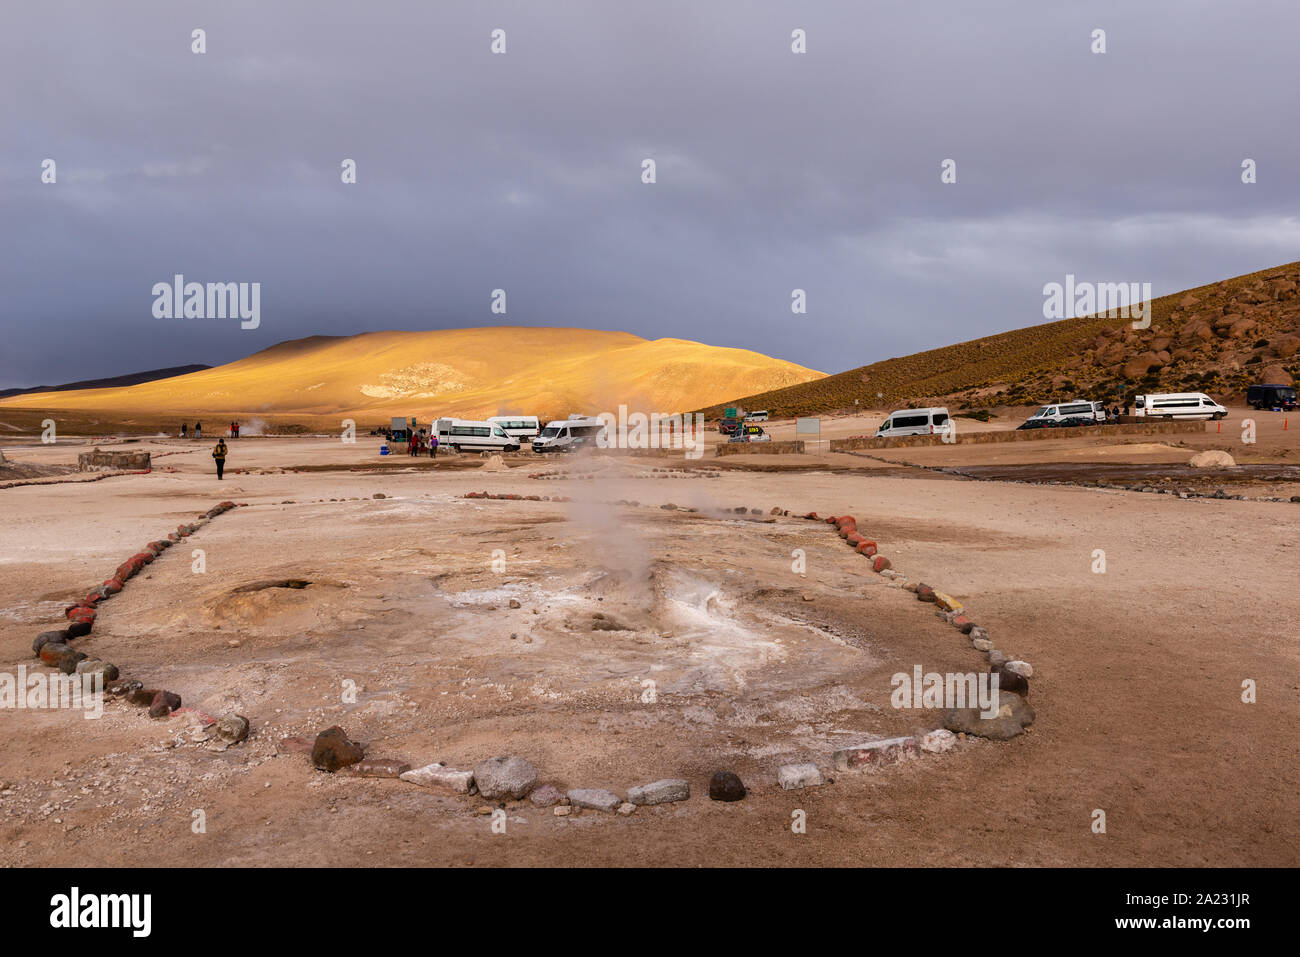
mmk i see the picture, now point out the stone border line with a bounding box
[27,500,251,745]
[0,469,151,491]
[294,489,1033,816]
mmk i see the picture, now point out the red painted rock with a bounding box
[132,551,154,565]
[148,690,182,718]
[103,579,123,594]
[856,541,878,556]
[39,643,71,666]
[872,555,892,573]
[81,594,102,606]
[804,512,819,520]
[952,615,973,631]
[33,630,69,655]
[916,584,937,603]
[846,532,863,546]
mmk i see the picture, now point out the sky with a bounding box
[2,0,1298,389]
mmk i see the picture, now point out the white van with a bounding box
[487,416,541,442]
[875,407,951,438]
[1133,393,1226,420]
[532,415,607,453]
[435,418,520,452]
[744,410,769,422]
[1024,400,1106,427]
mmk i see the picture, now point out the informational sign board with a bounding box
[796,416,821,453]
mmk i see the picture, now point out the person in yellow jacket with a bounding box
[212,439,228,480]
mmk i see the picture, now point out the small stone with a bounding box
[399,763,474,793]
[106,678,142,697]
[1005,660,1033,678]
[473,755,538,800]
[709,771,746,802]
[215,714,250,744]
[919,729,956,753]
[626,778,690,806]
[833,738,917,770]
[508,599,521,609]
[617,802,637,816]
[529,784,563,808]
[345,758,411,778]
[777,763,824,790]
[988,650,1009,667]
[33,630,69,656]
[553,805,572,816]
[566,788,622,812]
[972,638,994,652]
[75,659,119,683]
[944,691,1035,740]
[311,726,364,772]
[148,690,181,718]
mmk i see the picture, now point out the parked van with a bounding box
[1022,400,1106,427]
[532,415,607,453]
[487,416,541,441]
[744,410,769,422]
[435,418,520,452]
[1132,393,1226,420]
[875,407,951,438]
[1246,384,1297,410]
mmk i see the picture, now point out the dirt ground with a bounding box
[0,431,1296,867]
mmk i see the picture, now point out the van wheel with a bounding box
[1212,411,1225,420]
[508,444,519,452]
[452,444,461,453]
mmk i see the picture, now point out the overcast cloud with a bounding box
[2,0,1298,388]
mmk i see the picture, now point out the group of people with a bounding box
[408,430,438,457]
[180,421,241,440]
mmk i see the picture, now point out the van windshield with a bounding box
[1032,406,1052,417]
[539,427,560,438]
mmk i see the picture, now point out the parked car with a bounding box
[728,424,771,443]
[719,417,742,435]
[1246,384,1297,410]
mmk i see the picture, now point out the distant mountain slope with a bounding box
[699,262,1300,417]
[0,328,823,421]
[0,364,211,400]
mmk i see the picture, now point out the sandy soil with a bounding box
[0,435,1296,867]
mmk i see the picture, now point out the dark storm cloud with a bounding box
[1,0,1297,387]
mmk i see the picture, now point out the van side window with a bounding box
[933,413,949,426]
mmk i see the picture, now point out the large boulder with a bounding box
[472,755,538,800]
[1189,450,1236,468]
[1259,365,1295,387]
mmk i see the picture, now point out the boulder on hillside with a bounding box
[1272,335,1300,358]
[1123,352,1163,379]
[1259,365,1295,387]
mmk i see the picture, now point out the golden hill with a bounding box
[701,261,1300,417]
[0,327,823,429]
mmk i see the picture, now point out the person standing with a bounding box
[195,421,202,440]
[212,438,227,479]
[181,423,188,439]
[429,433,438,458]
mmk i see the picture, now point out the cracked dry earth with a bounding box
[0,437,1296,866]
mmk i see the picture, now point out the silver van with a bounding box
[875,407,951,438]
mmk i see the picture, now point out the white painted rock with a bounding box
[1005,660,1033,678]
[777,763,824,790]
[399,763,475,793]
[919,729,956,753]
[972,638,993,652]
